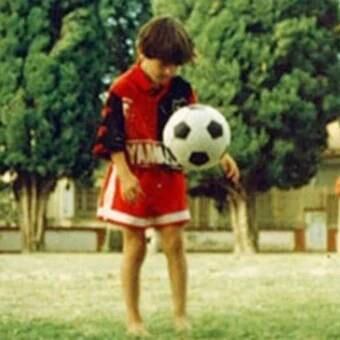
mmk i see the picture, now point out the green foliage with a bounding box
[152,0,193,21]
[0,0,150,183]
[99,0,151,78]
[0,1,103,179]
[153,0,340,197]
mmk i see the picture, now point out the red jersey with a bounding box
[92,63,196,169]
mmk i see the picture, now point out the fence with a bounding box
[0,182,337,230]
[72,184,338,231]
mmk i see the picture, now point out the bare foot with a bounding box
[174,316,192,333]
[127,322,150,337]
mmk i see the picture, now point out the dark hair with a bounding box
[136,16,195,65]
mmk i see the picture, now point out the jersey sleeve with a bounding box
[92,90,125,160]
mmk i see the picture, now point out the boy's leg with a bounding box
[158,225,191,331]
[121,227,148,335]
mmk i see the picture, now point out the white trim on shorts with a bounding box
[97,207,190,228]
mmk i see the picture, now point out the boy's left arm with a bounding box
[220,153,240,184]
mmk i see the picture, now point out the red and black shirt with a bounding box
[92,63,196,169]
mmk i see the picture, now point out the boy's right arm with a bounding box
[111,151,144,203]
[92,92,126,160]
[92,90,143,203]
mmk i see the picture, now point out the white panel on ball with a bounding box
[163,104,231,171]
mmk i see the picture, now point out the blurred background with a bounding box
[0,0,340,255]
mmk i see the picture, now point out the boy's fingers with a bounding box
[137,186,145,197]
[124,184,144,203]
[232,170,240,183]
[125,192,137,203]
[231,167,240,181]
[224,163,240,183]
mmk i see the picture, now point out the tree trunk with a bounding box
[13,172,56,253]
[227,184,258,254]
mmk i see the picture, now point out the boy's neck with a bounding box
[139,61,162,89]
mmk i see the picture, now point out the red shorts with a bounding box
[97,164,190,229]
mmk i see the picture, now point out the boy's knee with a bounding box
[162,233,185,256]
[123,229,147,260]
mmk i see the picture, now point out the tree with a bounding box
[0,0,150,252]
[153,0,340,253]
[0,0,107,252]
[99,0,151,78]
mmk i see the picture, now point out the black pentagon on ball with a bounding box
[207,120,223,139]
[189,152,210,166]
[174,121,191,139]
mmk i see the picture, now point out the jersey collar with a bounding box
[132,63,170,96]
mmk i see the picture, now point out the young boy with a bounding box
[92,16,240,336]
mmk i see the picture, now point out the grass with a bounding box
[0,253,340,339]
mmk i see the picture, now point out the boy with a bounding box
[92,16,239,336]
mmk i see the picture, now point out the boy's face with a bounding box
[140,55,179,86]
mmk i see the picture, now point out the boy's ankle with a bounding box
[126,321,150,337]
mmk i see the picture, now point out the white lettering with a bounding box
[144,143,164,163]
[126,143,138,164]
[126,140,181,169]
[136,144,148,164]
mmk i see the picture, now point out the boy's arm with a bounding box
[92,90,143,202]
[110,152,144,203]
[110,152,131,178]
[92,91,126,160]
[220,153,240,184]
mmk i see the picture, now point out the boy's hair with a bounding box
[136,16,195,65]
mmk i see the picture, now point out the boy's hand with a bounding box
[220,153,240,184]
[119,171,144,203]
[111,151,144,203]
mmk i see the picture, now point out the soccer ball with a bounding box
[163,104,231,171]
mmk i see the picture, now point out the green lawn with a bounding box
[1,253,340,339]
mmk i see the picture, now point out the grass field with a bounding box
[1,253,340,339]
